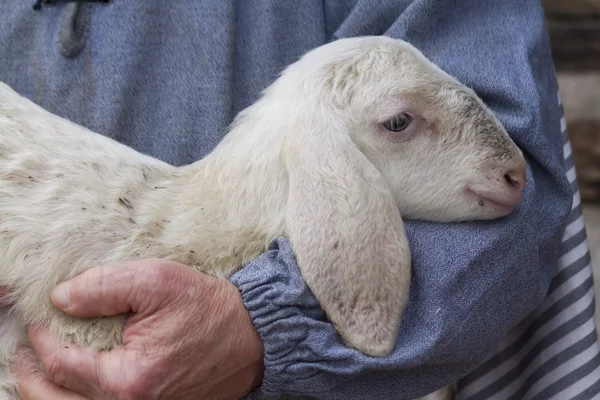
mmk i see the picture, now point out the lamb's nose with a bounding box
[469,159,527,211]
[504,168,525,192]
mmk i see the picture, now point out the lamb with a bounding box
[0,35,526,399]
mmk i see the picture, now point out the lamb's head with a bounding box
[355,77,526,222]
[276,35,526,223]
[253,36,526,357]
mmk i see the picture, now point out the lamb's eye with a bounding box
[384,113,413,132]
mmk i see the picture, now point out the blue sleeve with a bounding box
[230,0,573,399]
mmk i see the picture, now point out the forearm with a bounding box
[231,1,572,399]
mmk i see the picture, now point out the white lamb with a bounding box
[0,36,525,400]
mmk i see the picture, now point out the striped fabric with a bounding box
[455,92,600,400]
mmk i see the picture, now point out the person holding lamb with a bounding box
[0,1,597,400]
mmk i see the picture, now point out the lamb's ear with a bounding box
[284,123,412,357]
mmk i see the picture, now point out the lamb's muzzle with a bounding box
[467,157,526,212]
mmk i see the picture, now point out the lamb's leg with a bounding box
[10,273,128,352]
[48,312,127,351]
[16,298,126,352]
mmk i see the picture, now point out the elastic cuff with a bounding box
[230,237,330,399]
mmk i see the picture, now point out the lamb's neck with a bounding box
[144,122,289,275]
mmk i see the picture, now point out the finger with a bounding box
[50,259,189,318]
[12,345,90,400]
[27,325,121,399]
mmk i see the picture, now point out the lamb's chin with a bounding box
[463,189,518,219]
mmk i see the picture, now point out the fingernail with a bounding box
[51,283,70,309]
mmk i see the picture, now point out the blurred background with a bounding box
[542,0,600,328]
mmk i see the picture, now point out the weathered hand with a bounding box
[11,259,264,400]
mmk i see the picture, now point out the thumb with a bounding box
[50,259,188,318]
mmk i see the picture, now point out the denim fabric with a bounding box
[0,1,572,399]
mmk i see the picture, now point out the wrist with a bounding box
[239,301,265,391]
[223,279,265,391]
[250,359,265,391]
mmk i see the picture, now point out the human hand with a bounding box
[11,259,264,400]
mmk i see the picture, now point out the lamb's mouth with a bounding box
[465,187,520,213]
